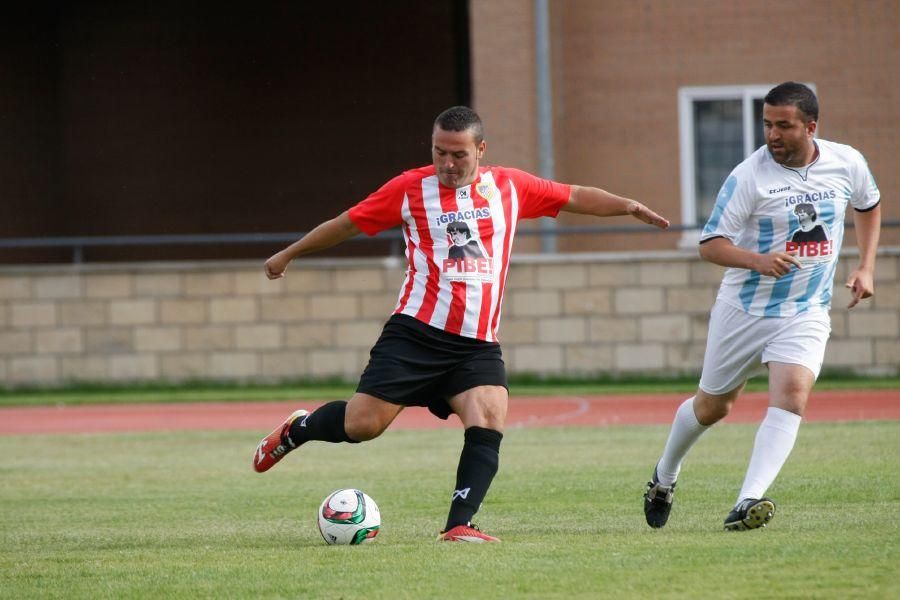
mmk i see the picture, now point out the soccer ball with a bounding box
[317,488,381,545]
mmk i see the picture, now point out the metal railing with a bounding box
[0,221,895,264]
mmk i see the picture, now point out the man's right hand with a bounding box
[264,251,290,279]
[753,251,802,278]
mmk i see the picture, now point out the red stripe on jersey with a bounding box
[364,165,565,342]
[490,174,515,339]
[395,220,417,313]
[445,284,467,335]
[439,184,467,336]
[471,187,496,340]
[476,282,493,340]
[407,180,441,324]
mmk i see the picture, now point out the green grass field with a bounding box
[2,374,899,407]
[2,421,898,598]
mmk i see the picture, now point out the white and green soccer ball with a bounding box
[317,488,381,545]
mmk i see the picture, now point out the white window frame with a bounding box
[677,84,783,248]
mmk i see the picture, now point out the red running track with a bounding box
[1,390,897,435]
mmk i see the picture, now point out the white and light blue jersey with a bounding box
[701,139,880,317]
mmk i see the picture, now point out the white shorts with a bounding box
[698,300,831,395]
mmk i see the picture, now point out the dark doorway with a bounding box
[0,0,471,262]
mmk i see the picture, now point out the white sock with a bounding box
[737,406,802,503]
[656,397,709,486]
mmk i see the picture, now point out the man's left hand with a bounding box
[845,268,875,309]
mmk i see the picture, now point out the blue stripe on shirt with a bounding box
[793,194,837,312]
[739,217,774,311]
[818,198,836,225]
[820,260,837,306]
[765,267,799,316]
[794,262,829,313]
[703,175,738,235]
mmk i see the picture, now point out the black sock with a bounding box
[445,426,503,531]
[287,401,358,445]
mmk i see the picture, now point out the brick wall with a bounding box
[2,250,897,387]
[469,0,900,252]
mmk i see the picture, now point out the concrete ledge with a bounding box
[1,247,897,386]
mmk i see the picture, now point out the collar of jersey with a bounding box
[773,140,820,182]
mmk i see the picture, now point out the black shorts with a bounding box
[356,314,508,420]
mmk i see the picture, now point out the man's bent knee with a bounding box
[344,420,383,442]
[694,384,744,426]
[344,393,403,441]
[449,385,508,431]
[767,362,815,416]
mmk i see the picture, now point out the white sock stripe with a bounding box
[762,406,802,433]
[766,406,803,422]
[656,396,708,486]
[684,396,707,429]
[737,407,802,502]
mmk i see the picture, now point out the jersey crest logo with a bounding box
[476,182,496,201]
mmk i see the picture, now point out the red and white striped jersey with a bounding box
[348,165,570,342]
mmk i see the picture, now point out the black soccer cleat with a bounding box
[723,497,776,531]
[644,469,676,529]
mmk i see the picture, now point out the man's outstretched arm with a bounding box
[264,211,361,279]
[562,185,670,229]
[846,203,881,308]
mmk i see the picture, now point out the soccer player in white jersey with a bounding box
[252,106,670,542]
[644,82,881,531]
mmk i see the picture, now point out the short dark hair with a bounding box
[446,221,471,237]
[794,203,817,219]
[765,82,819,122]
[434,106,484,144]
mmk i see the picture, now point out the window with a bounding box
[677,84,814,246]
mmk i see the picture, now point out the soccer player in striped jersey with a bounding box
[253,105,669,542]
[644,82,881,531]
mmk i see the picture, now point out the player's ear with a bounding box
[477,140,486,159]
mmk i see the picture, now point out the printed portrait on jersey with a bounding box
[785,199,833,264]
[446,221,485,259]
[790,203,828,244]
[441,218,492,282]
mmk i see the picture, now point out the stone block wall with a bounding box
[1,249,897,387]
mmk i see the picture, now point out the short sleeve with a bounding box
[504,168,572,220]
[700,169,753,243]
[347,173,408,236]
[849,149,880,212]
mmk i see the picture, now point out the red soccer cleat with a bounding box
[438,523,500,543]
[252,409,309,473]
